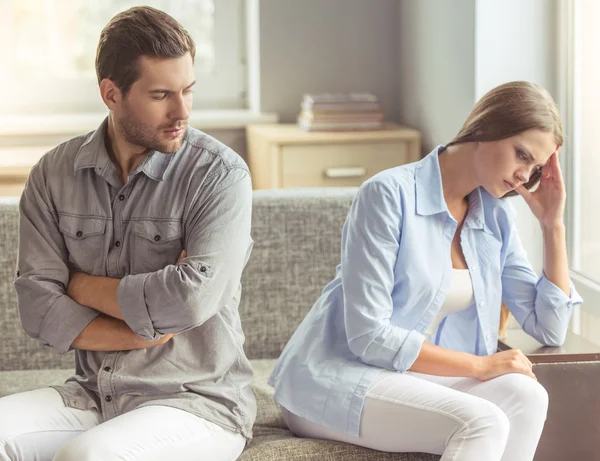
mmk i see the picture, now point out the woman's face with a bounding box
[475,129,558,198]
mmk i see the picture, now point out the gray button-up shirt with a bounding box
[14,118,256,441]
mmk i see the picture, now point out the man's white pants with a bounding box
[0,388,246,461]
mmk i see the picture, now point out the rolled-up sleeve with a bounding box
[117,167,253,340]
[502,220,583,347]
[14,163,100,354]
[342,179,425,372]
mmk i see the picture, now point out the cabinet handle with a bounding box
[324,167,367,178]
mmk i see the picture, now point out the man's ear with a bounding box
[99,78,122,111]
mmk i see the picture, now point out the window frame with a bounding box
[0,0,248,116]
[558,0,600,330]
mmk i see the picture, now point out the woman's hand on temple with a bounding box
[515,150,566,230]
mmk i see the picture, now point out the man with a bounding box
[0,6,255,461]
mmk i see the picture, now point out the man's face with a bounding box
[116,53,195,154]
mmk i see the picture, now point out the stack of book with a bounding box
[297,93,385,132]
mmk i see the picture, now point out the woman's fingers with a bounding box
[515,184,535,207]
[525,369,538,380]
[509,349,536,380]
[549,151,562,179]
[518,352,536,380]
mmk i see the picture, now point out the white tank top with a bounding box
[425,269,474,339]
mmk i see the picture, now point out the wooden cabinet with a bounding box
[246,123,421,189]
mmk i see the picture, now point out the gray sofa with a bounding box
[0,189,438,461]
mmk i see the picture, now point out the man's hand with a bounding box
[151,333,177,346]
[176,250,187,265]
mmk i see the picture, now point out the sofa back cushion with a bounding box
[239,189,356,359]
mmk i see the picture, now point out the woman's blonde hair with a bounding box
[447,81,563,198]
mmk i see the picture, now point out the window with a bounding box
[560,0,600,340]
[0,0,247,116]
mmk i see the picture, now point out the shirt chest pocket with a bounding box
[58,214,108,275]
[130,220,183,274]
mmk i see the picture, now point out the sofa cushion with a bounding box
[0,368,74,398]
[240,426,440,461]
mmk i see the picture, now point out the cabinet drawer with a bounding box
[280,141,408,188]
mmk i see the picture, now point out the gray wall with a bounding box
[214,0,401,159]
[258,0,400,123]
[398,0,476,153]
[218,0,401,159]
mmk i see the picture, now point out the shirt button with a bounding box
[480,301,486,307]
[119,194,125,201]
[200,266,207,273]
[115,241,121,248]
[76,231,83,237]
[105,395,112,402]
[471,265,478,272]
[154,235,161,242]
[104,366,112,372]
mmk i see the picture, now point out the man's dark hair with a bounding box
[95,6,196,95]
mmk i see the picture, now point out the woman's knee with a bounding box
[496,373,549,415]
[522,375,549,413]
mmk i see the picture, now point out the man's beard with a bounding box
[117,109,184,154]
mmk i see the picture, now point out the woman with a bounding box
[268,81,583,461]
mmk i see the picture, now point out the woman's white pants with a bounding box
[283,371,548,461]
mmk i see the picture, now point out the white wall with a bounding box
[398,0,559,272]
[474,0,557,100]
